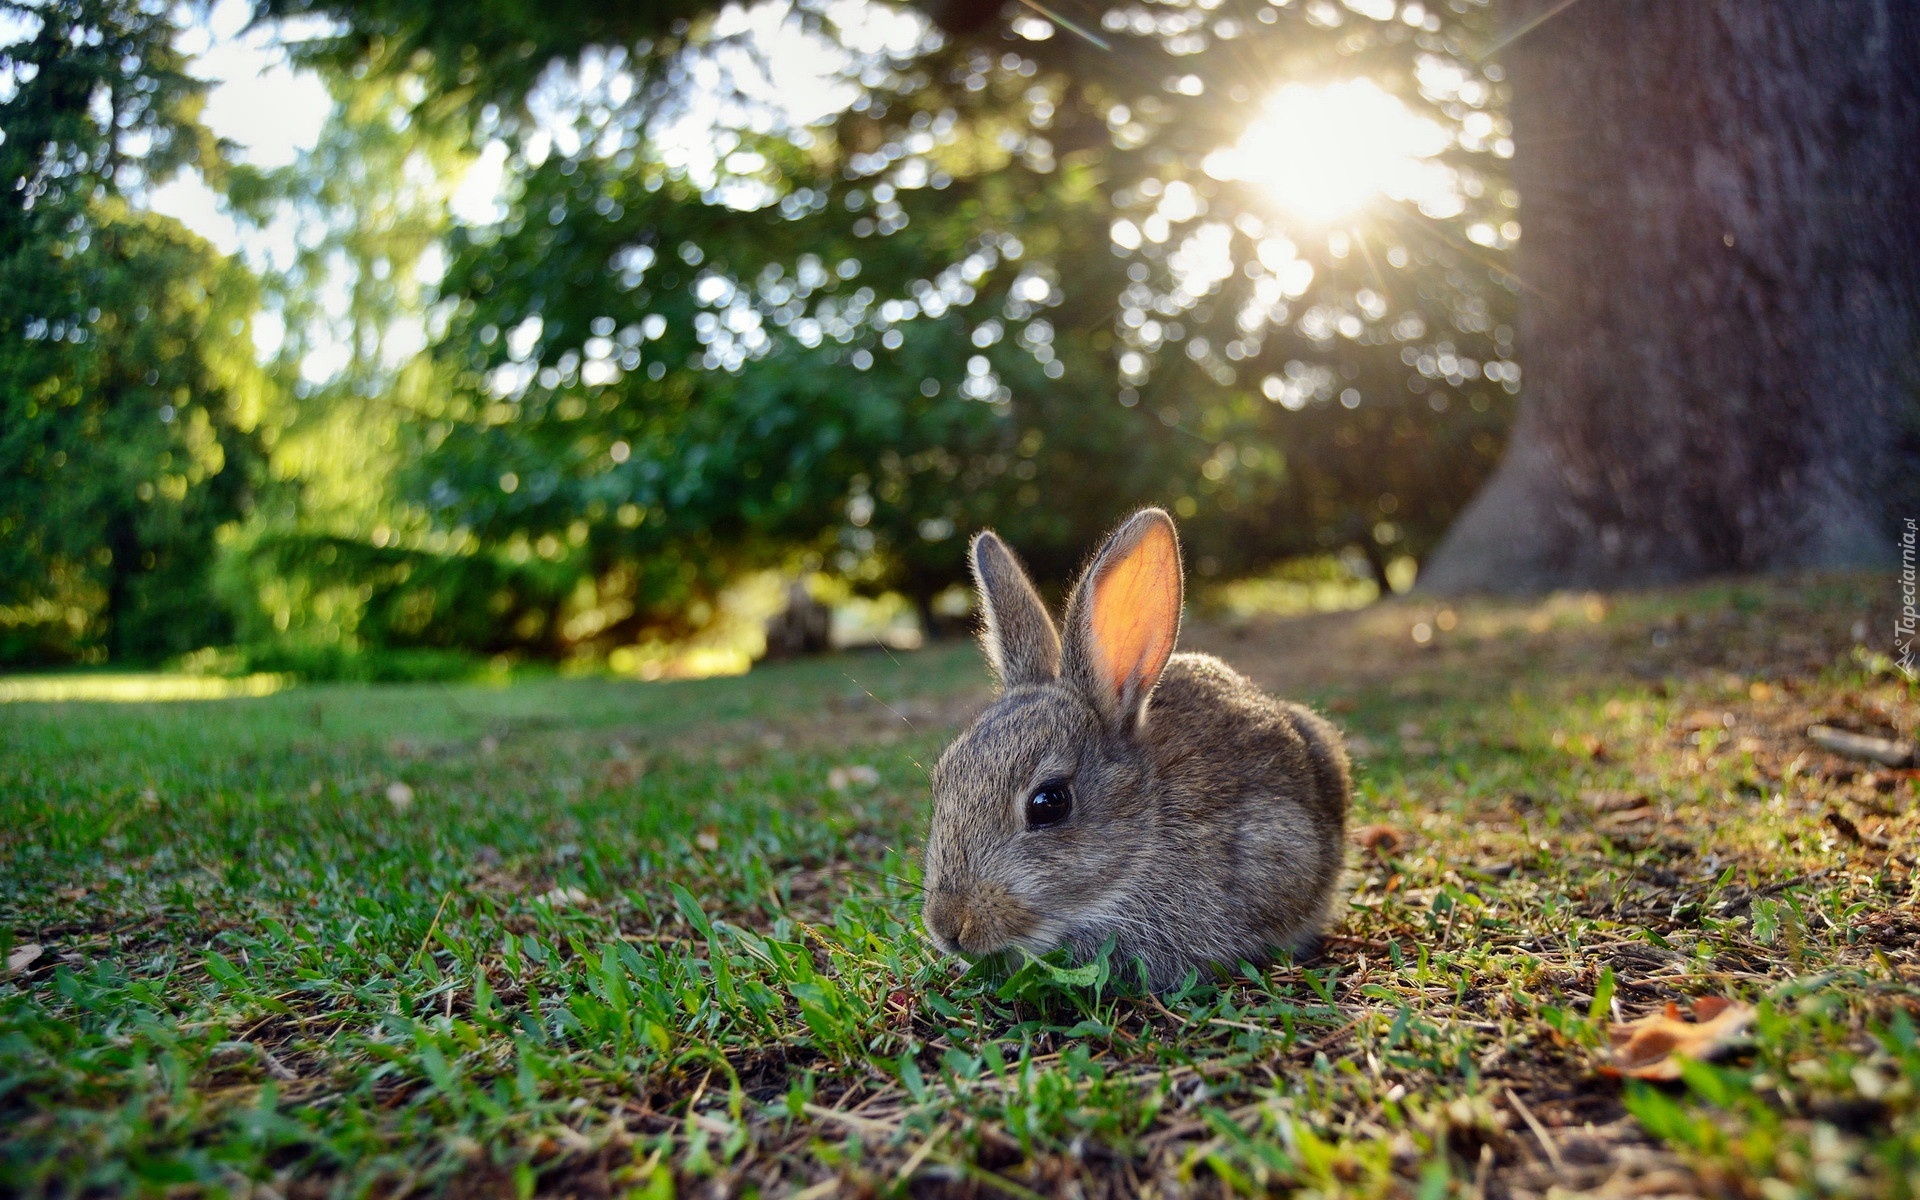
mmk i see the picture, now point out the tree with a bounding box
[1422,0,1920,592]
[0,0,265,664]
[215,70,542,663]
[262,0,1518,644]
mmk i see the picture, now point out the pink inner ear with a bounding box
[1088,521,1179,701]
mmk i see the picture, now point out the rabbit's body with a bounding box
[922,510,1351,990]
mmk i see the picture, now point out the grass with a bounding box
[2,575,1917,1197]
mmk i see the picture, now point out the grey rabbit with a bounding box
[921,508,1351,989]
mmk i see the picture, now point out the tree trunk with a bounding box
[1423,1,1920,593]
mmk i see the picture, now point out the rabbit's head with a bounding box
[922,509,1183,959]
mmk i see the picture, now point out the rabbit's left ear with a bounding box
[970,530,1061,688]
[1063,509,1183,731]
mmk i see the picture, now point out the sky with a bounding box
[148,0,335,253]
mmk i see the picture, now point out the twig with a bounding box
[1505,1086,1565,1174]
[801,1102,901,1138]
[893,1125,948,1184]
[407,892,454,973]
[1808,725,1914,768]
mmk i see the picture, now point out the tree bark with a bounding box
[1423,1,1920,593]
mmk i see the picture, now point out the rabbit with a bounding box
[921,508,1351,990]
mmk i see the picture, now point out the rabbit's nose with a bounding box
[923,889,965,952]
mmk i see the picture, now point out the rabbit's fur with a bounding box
[922,509,1350,989]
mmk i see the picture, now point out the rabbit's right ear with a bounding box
[1061,508,1182,732]
[969,531,1061,688]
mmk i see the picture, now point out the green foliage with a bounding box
[224,0,1520,659]
[1,0,264,665]
[215,529,579,658]
[5,0,1523,666]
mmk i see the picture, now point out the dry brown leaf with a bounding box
[1579,788,1649,813]
[1604,997,1756,1081]
[694,828,720,852]
[1353,824,1406,856]
[1677,710,1732,734]
[7,943,43,974]
[535,886,589,907]
[1824,808,1892,851]
[601,758,648,788]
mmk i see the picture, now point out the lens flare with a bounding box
[1204,79,1458,222]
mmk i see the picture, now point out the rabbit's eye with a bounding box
[1024,781,1073,829]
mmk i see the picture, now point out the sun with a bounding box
[1203,79,1455,222]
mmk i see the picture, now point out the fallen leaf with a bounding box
[7,943,43,974]
[1353,824,1405,856]
[1604,997,1756,1081]
[1579,788,1649,813]
[385,781,415,810]
[536,886,589,907]
[828,764,881,791]
[694,829,720,852]
[1824,808,1892,851]
[1676,710,1732,734]
[601,758,647,788]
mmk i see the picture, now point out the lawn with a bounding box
[3,575,1917,1198]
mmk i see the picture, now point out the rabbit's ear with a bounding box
[1063,509,1183,731]
[970,530,1061,688]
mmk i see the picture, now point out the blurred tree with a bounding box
[0,0,266,664]
[255,0,1516,641]
[1423,0,1920,591]
[214,70,579,662]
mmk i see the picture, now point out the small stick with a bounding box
[801,1102,900,1138]
[893,1125,949,1184]
[407,892,454,972]
[1505,1086,1565,1173]
[1807,725,1915,767]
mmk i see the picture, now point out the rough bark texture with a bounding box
[1423,1,1920,593]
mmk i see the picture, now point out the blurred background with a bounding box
[4,0,1913,683]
